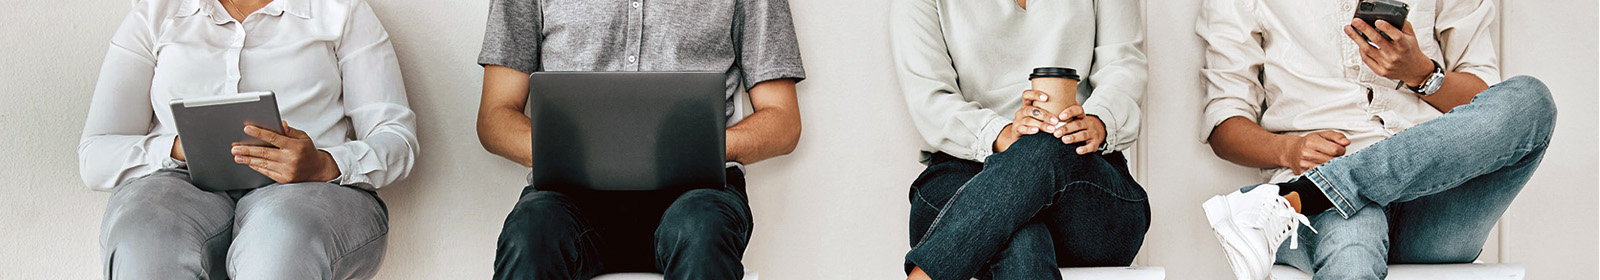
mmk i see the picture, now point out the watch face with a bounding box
[1421,72,1445,95]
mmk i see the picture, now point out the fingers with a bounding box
[1345,26,1375,52]
[1375,20,1405,39]
[1056,105,1086,121]
[245,161,291,184]
[1079,136,1102,155]
[1056,118,1088,135]
[1013,111,1050,135]
[1350,19,1393,48]
[245,125,292,147]
[1315,131,1352,146]
[1062,130,1090,145]
[1300,149,1335,167]
[231,145,287,162]
[1020,90,1048,106]
[236,154,289,181]
[1306,139,1347,158]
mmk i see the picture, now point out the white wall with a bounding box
[0,0,1593,279]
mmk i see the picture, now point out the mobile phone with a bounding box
[1354,0,1409,41]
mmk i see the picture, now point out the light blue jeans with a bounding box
[1274,76,1557,279]
[100,169,389,279]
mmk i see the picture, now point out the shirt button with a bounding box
[1343,2,1353,11]
[627,56,637,63]
[632,1,641,8]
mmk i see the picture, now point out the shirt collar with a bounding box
[175,0,312,25]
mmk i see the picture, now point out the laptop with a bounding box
[169,91,287,191]
[526,71,728,191]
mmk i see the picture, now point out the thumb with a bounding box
[281,121,308,138]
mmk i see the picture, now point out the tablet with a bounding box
[169,91,286,191]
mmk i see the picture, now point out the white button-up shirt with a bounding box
[79,0,418,191]
[1197,0,1498,182]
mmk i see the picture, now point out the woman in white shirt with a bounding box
[891,0,1150,279]
[79,0,417,278]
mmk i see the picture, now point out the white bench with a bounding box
[1060,266,1166,279]
[593,270,758,280]
[594,267,1167,280]
[1270,263,1524,279]
[964,266,1166,280]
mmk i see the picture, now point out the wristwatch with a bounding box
[1407,60,1446,96]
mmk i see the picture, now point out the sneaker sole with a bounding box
[1204,195,1266,280]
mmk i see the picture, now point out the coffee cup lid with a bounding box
[1029,67,1079,80]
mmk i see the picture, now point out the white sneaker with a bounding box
[1202,184,1316,280]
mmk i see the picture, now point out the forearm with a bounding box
[1208,116,1295,169]
[726,106,801,164]
[1415,72,1488,113]
[477,107,533,167]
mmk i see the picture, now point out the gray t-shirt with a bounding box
[478,0,807,126]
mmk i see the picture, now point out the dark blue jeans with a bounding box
[494,167,753,280]
[908,134,1151,280]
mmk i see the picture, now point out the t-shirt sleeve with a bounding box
[735,0,806,88]
[477,0,541,73]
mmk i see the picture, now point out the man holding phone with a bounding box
[1195,0,1556,279]
[474,0,805,279]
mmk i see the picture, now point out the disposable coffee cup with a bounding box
[1028,67,1080,117]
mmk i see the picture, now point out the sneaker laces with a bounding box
[1249,196,1317,250]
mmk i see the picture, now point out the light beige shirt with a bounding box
[1197,0,1498,182]
[891,0,1147,163]
[79,0,418,191]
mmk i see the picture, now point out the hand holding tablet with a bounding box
[170,91,338,191]
[230,121,341,184]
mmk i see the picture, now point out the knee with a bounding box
[1487,76,1558,132]
[655,191,748,254]
[500,192,584,253]
[103,176,230,251]
[992,134,1081,164]
[235,183,374,244]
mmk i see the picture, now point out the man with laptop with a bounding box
[475,0,805,279]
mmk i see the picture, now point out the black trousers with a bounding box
[494,167,753,280]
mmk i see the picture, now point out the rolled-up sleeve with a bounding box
[1196,0,1268,143]
[325,0,419,190]
[1435,0,1499,84]
[79,3,174,192]
[890,0,1010,162]
[736,0,807,87]
[1080,0,1147,154]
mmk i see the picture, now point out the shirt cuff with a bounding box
[320,144,375,190]
[148,134,183,168]
[971,117,1012,163]
[1081,103,1123,154]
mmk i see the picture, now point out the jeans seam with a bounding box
[911,181,969,250]
[910,186,943,210]
[1063,181,1147,202]
[1308,170,1354,218]
[328,226,389,268]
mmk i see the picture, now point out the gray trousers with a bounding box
[101,170,388,280]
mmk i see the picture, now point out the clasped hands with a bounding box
[996,90,1106,155]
